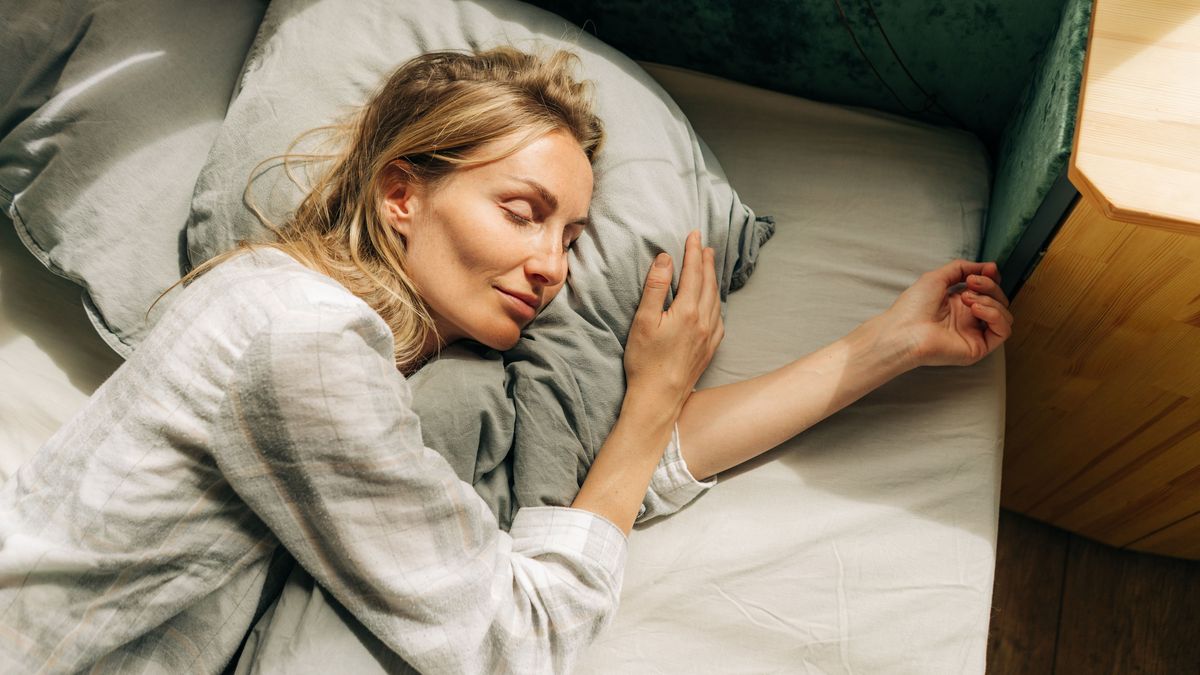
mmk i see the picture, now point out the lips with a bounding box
[496,287,539,311]
[495,287,539,322]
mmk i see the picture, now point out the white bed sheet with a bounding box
[574,64,1002,674]
[0,63,1002,674]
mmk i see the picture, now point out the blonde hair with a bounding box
[163,46,603,374]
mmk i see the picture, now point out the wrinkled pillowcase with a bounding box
[185,0,774,523]
[0,0,265,356]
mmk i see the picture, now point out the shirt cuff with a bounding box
[637,422,717,522]
[509,506,628,579]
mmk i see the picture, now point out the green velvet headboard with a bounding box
[528,0,1093,288]
[528,0,1065,152]
[984,0,1091,271]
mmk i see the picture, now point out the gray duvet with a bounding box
[407,225,771,528]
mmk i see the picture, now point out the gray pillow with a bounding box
[0,0,266,356]
[185,0,774,524]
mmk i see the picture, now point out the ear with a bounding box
[381,161,418,238]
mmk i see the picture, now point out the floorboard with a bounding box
[989,509,1200,674]
[988,510,1069,675]
[1054,533,1200,674]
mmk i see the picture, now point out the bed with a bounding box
[2,65,1000,673]
[576,63,1002,673]
[2,0,1090,671]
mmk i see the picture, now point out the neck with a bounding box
[419,332,445,364]
[402,323,454,376]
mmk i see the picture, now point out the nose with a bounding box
[523,236,568,289]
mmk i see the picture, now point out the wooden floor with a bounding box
[987,509,1200,674]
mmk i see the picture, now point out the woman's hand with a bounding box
[571,230,722,533]
[623,230,724,415]
[879,259,1014,368]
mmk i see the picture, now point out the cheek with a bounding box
[421,204,492,271]
[456,237,515,278]
[422,198,534,284]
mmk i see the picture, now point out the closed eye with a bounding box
[503,205,583,253]
[502,197,536,219]
[502,207,533,226]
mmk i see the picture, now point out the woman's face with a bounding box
[384,129,593,353]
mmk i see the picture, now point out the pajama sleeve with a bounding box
[636,423,718,523]
[211,299,627,674]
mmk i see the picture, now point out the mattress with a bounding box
[0,63,1002,673]
[574,64,1002,674]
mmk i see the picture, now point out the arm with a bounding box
[679,316,913,481]
[678,259,1015,481]
[215,232,721,671]
[573,229,723,533]
[215,304,629,674]
[572,389,677,532]
[635,422,715,523]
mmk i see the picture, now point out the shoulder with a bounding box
[205,251,416,421]
[198,247,362,312]
[184,247,395,362]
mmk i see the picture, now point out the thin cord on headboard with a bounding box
[834,0,967,130]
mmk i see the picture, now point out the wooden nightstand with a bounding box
[1001,0,1200,560]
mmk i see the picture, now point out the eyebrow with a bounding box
[508,175,590,227]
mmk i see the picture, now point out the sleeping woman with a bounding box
[0,47,1012,674]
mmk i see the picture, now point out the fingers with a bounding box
[641,230,720,333]
[676,230,704,302]
[674,229,719,323]
[635,252,674,323]
[965,272,1009,308]
[702,246,723,351]
[699,244,718,317]
[984,261,1001,282]
[962,291,1013,346]
[927,258,1003,288]
[668,231,722,358]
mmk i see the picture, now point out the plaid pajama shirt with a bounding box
[0,248,712,673]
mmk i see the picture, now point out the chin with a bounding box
[476,327,523,352]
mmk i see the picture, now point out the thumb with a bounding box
[637,253,674,319]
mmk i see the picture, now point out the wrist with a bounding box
[573,393,677,535]
[621,385,685,428]
[850,315,922,376]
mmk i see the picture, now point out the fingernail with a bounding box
[654,253,669,268]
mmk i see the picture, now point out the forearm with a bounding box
[677,317,917,481]
[571,392,678,535]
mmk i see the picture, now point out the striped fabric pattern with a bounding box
[0,248,711,673]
